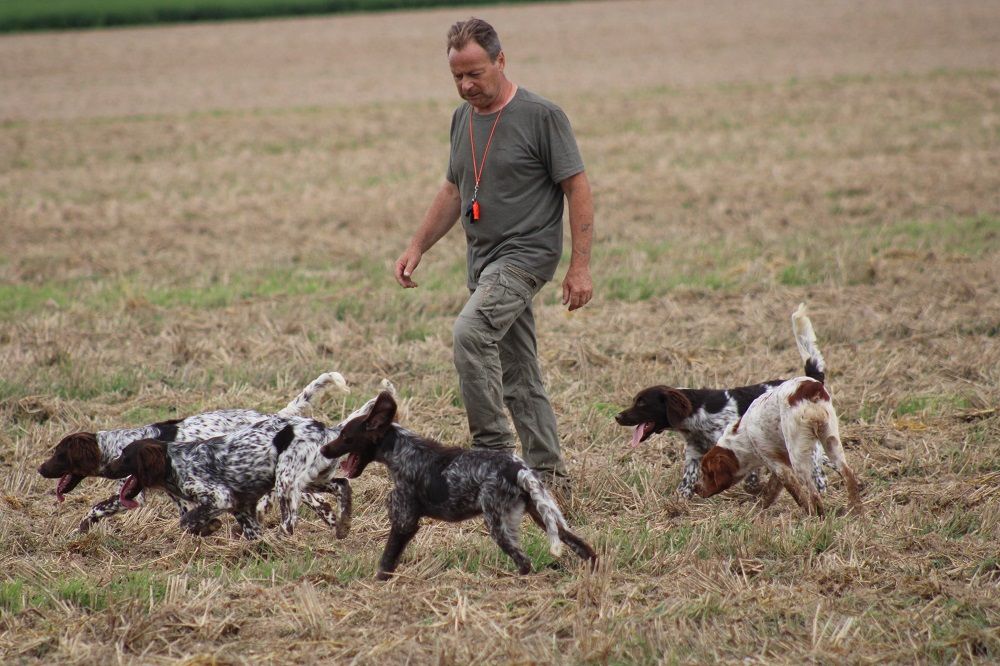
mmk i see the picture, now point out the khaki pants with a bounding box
[452,261,566,476]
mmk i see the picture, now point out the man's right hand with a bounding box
[394,246,422,288]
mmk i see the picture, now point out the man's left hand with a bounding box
[562,265,593,311]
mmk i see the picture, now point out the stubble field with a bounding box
[1,1,999,663]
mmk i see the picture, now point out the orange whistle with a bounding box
[472,200,480,221]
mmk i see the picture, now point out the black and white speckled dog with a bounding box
[268,378,398,537]
[319,391,598,580]
[104,411,353,540]
[37,372,347,533]
[616,304,830,498]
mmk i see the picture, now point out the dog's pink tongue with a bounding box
[56,474,71,502]
[631,424,645,447]
[119,477,141,509]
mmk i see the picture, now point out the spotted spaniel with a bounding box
[37,372,347,533]
[266,378,398,537]
[319,391,597,580]
[695,376,863,516]
[103,413,352,540]
[616,304,830,498]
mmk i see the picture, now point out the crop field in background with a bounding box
[0,0,547,33]
[1,0,999,663]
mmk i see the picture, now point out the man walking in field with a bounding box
[393,17,594,498]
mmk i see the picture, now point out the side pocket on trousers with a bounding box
[476,269,531,331]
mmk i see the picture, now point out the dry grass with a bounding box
[2,1,1000,663]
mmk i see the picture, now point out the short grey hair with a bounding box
[446,17,502,61]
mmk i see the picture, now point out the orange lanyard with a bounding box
[467,105,506,222]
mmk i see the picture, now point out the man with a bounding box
[393,17,594,498]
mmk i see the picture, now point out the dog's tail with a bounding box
[278,372,350,417]
[516,469,568,557]
[336,378,399,427]
[792,303,826,383]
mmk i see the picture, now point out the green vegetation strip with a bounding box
[0,0,554,33]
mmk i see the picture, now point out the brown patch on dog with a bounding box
[131,442,169,488]
[105,439,169,489]
[731,417,742,433]
[697,447,740,497]
[787,380,830,406]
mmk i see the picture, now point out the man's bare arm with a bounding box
[394,180,462,288]
[560,171,594,310]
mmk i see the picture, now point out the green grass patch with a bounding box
[921,511,981,540]
[0,0,562,33]
[876,215,1000,258]
[603,524,692,567]
[0,268,358,320]
[778,262,823,287]
[0,580,25,614]
[894,394,971,417]
[120,405,182,424]
[786,517,837,554]
[108,572,169,604]
[56,578,107,611]
[0,282,74,319]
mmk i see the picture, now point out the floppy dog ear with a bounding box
[134,441,168,488]
[66,434,100,474]
[365,392,397,433]
[663,389,693,426]
[698,447,738,497]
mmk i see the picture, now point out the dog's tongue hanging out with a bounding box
[118,476,142,509]
[631,423,651,447]
[56,474,72,502]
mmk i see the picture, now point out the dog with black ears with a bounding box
[320,391,597,580]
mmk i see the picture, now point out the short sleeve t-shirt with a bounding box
[446,88,584,289]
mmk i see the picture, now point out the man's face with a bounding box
[448,42,506,111]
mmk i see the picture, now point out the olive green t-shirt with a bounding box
[446,88,585,289]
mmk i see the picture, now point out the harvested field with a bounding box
[1,0,999,663]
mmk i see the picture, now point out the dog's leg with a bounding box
[742,469,764,495]
[76,494,128,533]
[821,435,864,515]
[771,466,815,514]
[791,453,824,517]
[759,473,784,509]
[298,492,336,528]
[485,504,532,575]
[256,493,272,523]
[677,445,701,498]
[327,478,352,539]
[377,522,419,581]
[814,405,863,515]
[180,504,225,537]
[377,491,419,580]
[233,509,264,540]
[277,490,302,536]
[525,505,596,564]
[835,459,863,516]
[812,443,829,493]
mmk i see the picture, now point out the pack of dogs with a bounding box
[36,304,862,579]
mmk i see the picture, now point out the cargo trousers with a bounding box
[452,260,567,477]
